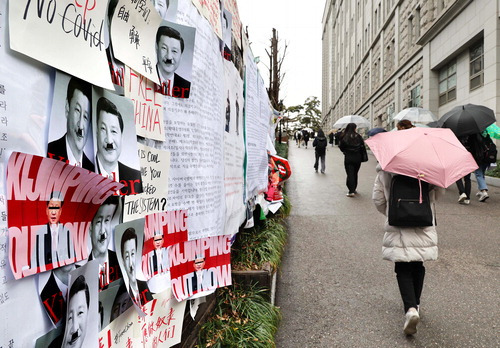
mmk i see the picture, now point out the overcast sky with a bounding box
[238,0,325,109]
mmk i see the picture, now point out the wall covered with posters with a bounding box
[0,0,278,346]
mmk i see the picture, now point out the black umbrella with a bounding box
[437,104,496,136]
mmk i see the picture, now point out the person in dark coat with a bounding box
[302,130,310,149]
[328,131,334,147]
[313,129,328,173]
[339,123,366,196]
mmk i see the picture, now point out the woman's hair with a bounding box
[341,123,361,145]
[317,129,325,137]
[396,120,414,130]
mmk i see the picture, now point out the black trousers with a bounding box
[395,261,425,313]
[455,173,471,199]
[344,161,361,193]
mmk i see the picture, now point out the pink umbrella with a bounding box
[365,127,478,188]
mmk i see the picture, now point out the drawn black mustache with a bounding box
[69,330,80,344]
[76,128,84,137]
[162,58,173,64]
[98,231,107,243]
[105,143,115,150]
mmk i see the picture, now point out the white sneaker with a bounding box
[479,191,489,202]
[463,199,470,205]
[458,193,467,203]
[475,191,482,197]
[403,309,420,335]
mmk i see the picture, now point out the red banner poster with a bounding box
[6,152,123,279]
[169,234,232,301]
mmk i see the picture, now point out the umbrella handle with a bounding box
[417,174,424,204]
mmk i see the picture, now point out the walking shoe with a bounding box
[458,193,467,203]
[475,191,482,197]
[479,191,489,202]
[463,199,470,205]
[321,170,325,174]
[346,193,355,197]
[403,308,420,335]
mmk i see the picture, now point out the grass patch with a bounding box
[231,217,288,271]
[274,141,288,158]
[197,284,281,348]
[485,161,500,178]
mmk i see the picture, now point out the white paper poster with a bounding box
[244,49,269,201]
[160,0,225,240]
[223,60,245,235]
[124,67,165,141]
[111,0,162,84]
[0,3,54,345]
[9,0,113,89]
[123,144,170,222]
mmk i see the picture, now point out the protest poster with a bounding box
[47,70,95,171]
[99,287,185,348]
[35,260,99,348]
[158,0,225,240]
[136,288,185,347]
[114,218,153,313]
[6,152,123,280]
[169,234,232,301]
[223,0,242,49]
[9,0,113,89]
[92,88,143,196]
[142,210,188,293]
[223,60,246,235]
[110,0,162,84]
[124,67,165,141]
[244,49,270,201]
[88,195,123,291]
[155,20,196,99]
[123,144,170,222]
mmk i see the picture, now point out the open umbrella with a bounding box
[367,127,387,137]
[333,115,370,129]
[485,123,500,139]
[365,127,478,188]
[437,104,496,136]
[393,107,437,124]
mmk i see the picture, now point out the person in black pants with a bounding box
[338,123,365,197]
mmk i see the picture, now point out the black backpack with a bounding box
[388,175,433,227]
[481,134,497,164]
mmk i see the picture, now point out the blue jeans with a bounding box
[474,164,490,191]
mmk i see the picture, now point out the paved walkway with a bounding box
[275,141,499,347]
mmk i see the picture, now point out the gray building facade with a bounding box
[322,0,499,129]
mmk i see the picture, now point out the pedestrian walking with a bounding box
[313,129,328,173]
[302,130,310,149]
[297,131,302,148]
[474,132,495,202]
[334,129,342,145]
[339,123,366,196]
[454,134,482,205]
[328,131,334,147]
[372,165,443,336]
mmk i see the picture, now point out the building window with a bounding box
[415,6,421,39]
[408,15,414,46]
[470,42,484,90]
[409,86,421,107]
[439,61,457,105]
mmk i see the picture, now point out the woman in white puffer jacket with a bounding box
[372,164,444,336]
